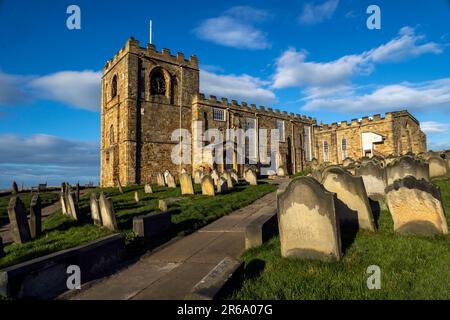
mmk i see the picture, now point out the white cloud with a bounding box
[0,134,99,189]
[272,27,443,89]
[193,6,271,50]
[299,0,339,25]
[200,69,277,105]
[0,70,101,111]
[302,78,450,113]
[421,121,450,134]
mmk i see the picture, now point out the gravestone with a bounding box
[355,161,387,197]
[76,183,80,203]
[134,191,140,203]
[244,169,257,186]
[277,177,341,261]
[29,194,42,239]
[98,192,118,231]
[60,192,68,216]
[322,168,376,232]
[90,193,102,226]
[133,212,171,241]
[11,181,19,195]
[166,173,176,188]
[66,191,80,220]
[211,170,219,186]
[342,158,355,167]
[201,175,215,196]
[159,199,168,212]
[385,156,429,185]
[164,170,170,185]
[194,170,203,184]
[115,177,124,194]
[144,184,153,194]
[0,236,4,258]
[216,178,228,193]
[386,176,448,236]
[223,172,234,189]
[179,173,194,195]
[7,197,32,243]
[428,156,448,179]
[156,172,166,187]
[231,171,239,184]
[277,167,286,177]
[310,158,319,170]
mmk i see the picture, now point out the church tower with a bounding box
[100,38,199,187]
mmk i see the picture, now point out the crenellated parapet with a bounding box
[193,93,317,125]
[103,37,199,73]
[316,112,396,132]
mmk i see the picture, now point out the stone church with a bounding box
[100,38,427,187]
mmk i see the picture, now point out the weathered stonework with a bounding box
[100,39,427,186]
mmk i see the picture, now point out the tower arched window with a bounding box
[111,75,118,98]
[323,141,329,162]
[151,71,166,96]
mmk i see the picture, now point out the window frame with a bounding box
[276,119,285,142]
[323,140,329,162]
[212,108,226,122]
[341,137,347,160]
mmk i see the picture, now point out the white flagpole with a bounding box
[149,19,153,44]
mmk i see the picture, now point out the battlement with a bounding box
[194,93,316,124]
[316,112,396,132]
[103,37,199,73]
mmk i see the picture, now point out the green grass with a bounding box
[228,179,450,300]
[0,192,59,226]
[0,182,276,270]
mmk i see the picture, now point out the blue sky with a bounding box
[0,0,449,188]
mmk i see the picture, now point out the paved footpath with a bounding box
[63,178,290,300]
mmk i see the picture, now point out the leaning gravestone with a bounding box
[322,168,376,232]
[134,191,140,203]
[166,173,176,188]
[156,172,166,187]
[277,167,286,177]
[159,199,168,212]
[0,236,4,258]
[277,177,342,262]
[180,173,194,195]
[98,192,118,231]
[355,161,387,197]
[115,177,124,194]
[216,178,228,193]
[428,156,448,179]
[60,191,68,216]
[144,184,153,194]
[66,191,80,220]
[211,170,219,186]
[386,176,448,236]
[90,193,102,226]
[11,181,19,195]
[342,158,355,168]
[223,172,234,189]
[201,175,215,196]
[29,194,42,239]
[231,171,239,184]
[244,169,257,186]
[385,156,430,185]
[7,197,32,243]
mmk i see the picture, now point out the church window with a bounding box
[213,108,225,121]
[323,141,329,162]
[151,71,166,95]
[111,75,118,98]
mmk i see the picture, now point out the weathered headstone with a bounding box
[277,167,286,177]
[159,199,168,212]
[156,172,166,187]
[385,156,429,185]
[29,194,42,239]
[166,173,176,188]
[134,191,140,203]
[223,172,234,189]
[60,192,68,216]
[66,191,80,220]
[386,176,448,236]
[194,170,203,184]
[211,170,219,186]
[355,161,387,197]
[216,178,228,193]
[90,193,102,226]
[0,236,4,258]
[322,168,376,232]
[115,177,124,194]
[428,156,448,179]
[144,184,153,194]
[7,197,31,243]
[179,173,194,195]
[244,169,257,185]
[11,181,19,195]
[164,170,170,184]
[201,175,215,196]
[277,177,342,261]
[133,212,171,240]
[231,171,239,184]
[342,158,355,167]
[98,192,118,231]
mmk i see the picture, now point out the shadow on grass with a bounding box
[243,259,266,281]
[369,198,381,229]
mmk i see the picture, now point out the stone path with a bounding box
[0,189,91,245]
[62,178,290,300]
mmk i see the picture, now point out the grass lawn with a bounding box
[0,192,59,227]
[0,182,276,270]
[228,179,450,300]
